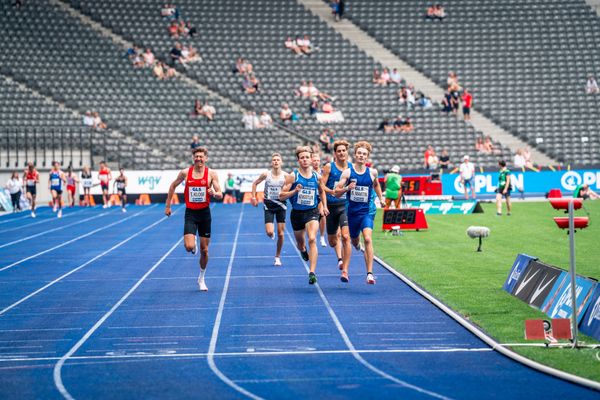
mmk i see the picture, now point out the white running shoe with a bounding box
[102,204,107,209]
[52,206,57,213]
[31,211,36,218]
[198,277,208,291]
[121,207,127,213]
[57,209,62,218]
[320,236,327,247]
[274,257,282,266]
[366,273,376,285]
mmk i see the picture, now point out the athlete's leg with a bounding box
[122,194,127,209]
[340,226,351,272]
[276,222,285,258]
[294,229,306,252]
[265,222,274,239]
[199,237,210,270]
[361,228,374,274]
[319,216,327,246]
[184,233,197,252]
[505,195,512,214]
[393,197,401,209]
[305,220,319,273]
[102,187,108,207]
[385,197,392,209]
[495,192,502,214]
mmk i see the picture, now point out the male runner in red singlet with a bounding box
[165,147,223,291]
[23,162,39,218]
[98,161,112,209]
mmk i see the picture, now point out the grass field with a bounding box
[373,200,600,383]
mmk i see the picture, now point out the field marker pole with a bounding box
[568,201,578,348]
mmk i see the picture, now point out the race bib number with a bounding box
[350,186,369,203]
[51,178,60,186]
[117,182,126,189]
[267,186,281,200]
[297,188,315,206]
[99,175,108,182]
[26,179,35,186]
[82,179,93,188]
[188,187,206,203]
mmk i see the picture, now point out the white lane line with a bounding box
[0,328,83,333]
[285,229,451,400]
[0,208,177,317]
[230,333,331,338]
[0,210,114,249]
[0,205,158,272]
[53,237,183,400]
[0,208,88,232]
[107,325,201,330]
[207,206,264,400]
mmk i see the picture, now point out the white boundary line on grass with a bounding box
[0,205,157,272]
[373,254,600,392]
[53,237,183,400]
[0,210,113,249]
[0,208,179,316]
[284,229,451,400]
[206,205,264,400]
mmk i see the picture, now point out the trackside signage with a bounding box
[510,260,564,310]
[402,200,483,215]
[541,275,597,324]
[502,254,537,293]
[441,169,600,196]
[580,285,600,341]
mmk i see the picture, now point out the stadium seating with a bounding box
[0,1,302,170]
[60,0,511,171]
[343,0,600,166]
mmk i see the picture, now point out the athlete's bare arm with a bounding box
[251,171,268,207]
[208,170,223,200]
[279,173,301,201]
[124,176,128,187]
[334,168,354,198]
[318,176,329,217]
[165,168,187,216]
[371,168,384,204]
[320,163,335,196]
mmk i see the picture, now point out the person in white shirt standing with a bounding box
[5,171,23,212]
[459,155,476,199]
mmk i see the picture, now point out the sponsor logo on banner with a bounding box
[403,200,482,215]
[541,274,596,324]
[580,285,600,341]
[502,254,537,293]
[528,269,563,309]
[510,260,564,310]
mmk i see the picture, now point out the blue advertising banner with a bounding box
[441,169,600,196]
[502,254,537,293]
[541,274,597,324]
[579,285,600,341]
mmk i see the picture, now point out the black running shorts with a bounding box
[326,202,348,235]
[184,207,212,238]
[26,186,36,196]
[264,206,286,225]
[290,208,320,231]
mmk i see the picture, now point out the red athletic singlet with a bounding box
[99,168,110,185]
[25,171,38,186]
[184,166,210,210]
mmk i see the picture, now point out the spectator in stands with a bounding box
[442,88,454,114]
[309,99,320,116]
[279,103,297,123]
[373,69,387,86]
[522,148,533,168]
[177,20,189,36]
[393,115,406,133]
[400,117,414,133]
[390,68,402,84]
[83,111,94,128]
[378,118,394,133]
[447,72,461,93]
[170,42,183,65]
[181,45,202,64]
[153,62,175,80]
[259,111,273,129]
[198,101,215,121]
[191,99,203,118]
[380,68,391,85]
[284,37,303,56]
[423,145,434,169]
[161,4,176,18]
[439,149,451,170]
[321,101,335,114]
[513,149,526,169]
[331,0,345,21]
[142,48,155,67]
[307,81,334,102]
[587,75,599,94]
[296,80,309,97]
[190,135,201,150]
[319,128,334,153]
[242,111,259,130]
[92,112,107,130]
[242,74,260,94]
[297,35,315,55]
[235,58,253,74]
[459,155,476,199]
[132,50,145,68]
[483,136,495,154]
[187,22,197,38]
[462,88,473,121]
[168,20,179,38]
[5,171,23,212]
[417,92,433,109]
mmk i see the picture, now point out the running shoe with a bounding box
[198,277,208,291]
[52,206,57,212]
[301,250,309,261]
[353,242,363,251]
[366,273,376,285]
[337,258,343,270]
[122,207,127,213]
[320,236,327,247]
[57,209,62,218]
[308,272,317,285]
[31,211,36,218]
[274,257,282,266]
[191,246,197,255]
[340,270,349,283]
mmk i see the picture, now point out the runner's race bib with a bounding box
[51,178,60,187]
[297,188,315,206]
[82,179,93,188]
[117,182,126,189]
[350,186,369,203]
[99,175,108,182]
[267,186,281,200]
[26,179,35,186]
[189,187,206,203]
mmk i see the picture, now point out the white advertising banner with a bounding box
[78,169,268,195]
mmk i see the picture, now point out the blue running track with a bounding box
[0,204,598,399]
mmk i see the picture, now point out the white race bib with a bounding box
[82,179,93,188]
[99,175,108,182]
[350,186,369,203]
[297,188,315,206]
[51,178,60,186]
[267,186,281,200]
[26,179,35,186]
[188,187,206,203]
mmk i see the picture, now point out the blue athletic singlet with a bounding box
[49,171,62,191]
[346,166,373,215]
[326,161,352,204]
[290,169,320,211]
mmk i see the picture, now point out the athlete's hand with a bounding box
[251,197,258,207]
[295,184,303,192]
[347,181,357,191]
[165,205,171,217]
[321,206,330,217]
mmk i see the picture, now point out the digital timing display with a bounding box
[383,209,417,225]
[402,179,421,194]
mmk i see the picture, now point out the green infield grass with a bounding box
[373,200,600,382]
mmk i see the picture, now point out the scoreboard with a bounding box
[382,208,428,231]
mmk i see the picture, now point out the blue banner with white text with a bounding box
[579,285,600,341]
[502,254,537,293]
